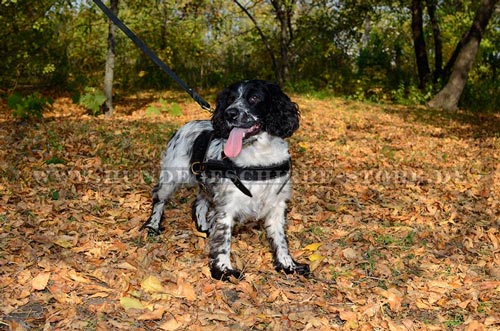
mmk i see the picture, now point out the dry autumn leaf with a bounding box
[339,310,358,329]
[308,252,323,262]
[137,306,166,320]
[141,275,165,293]
[304,242,323,251]
[2,91,499,330]
[373,287,404,312]
[177,279,197,301]
[120,296,145,310]
[160,318,182,331]
[31,272,51,291]
[342,247,359,261]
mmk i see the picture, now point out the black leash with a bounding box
[92,0,213,113]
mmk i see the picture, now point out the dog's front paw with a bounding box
[195,223,210,236]
[294,262,311,276]
[275,260,311,277]
[139,219,164,236]
[210,266,243,282]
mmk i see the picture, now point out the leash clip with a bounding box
[201,104,215,113]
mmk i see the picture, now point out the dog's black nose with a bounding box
[225,107,239,121]
[225,108,251,125]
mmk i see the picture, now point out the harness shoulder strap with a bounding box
[190,130,213,181]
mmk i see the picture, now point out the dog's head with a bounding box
[211,80,299,158]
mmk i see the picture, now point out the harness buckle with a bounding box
[191,161,205,175]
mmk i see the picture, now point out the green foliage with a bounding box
[460,64,500,112]
[50,188,60,201]
[391,83,433,106]
[146,99,183,117]
[75,87,106,116]
[7,92,53,120]
[142,171,153,185]
[444,312,464,328]
[145,105,161,116]
[45,156,66,165]
[167,102,182,116]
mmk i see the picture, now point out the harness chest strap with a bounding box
[190,130,291,197]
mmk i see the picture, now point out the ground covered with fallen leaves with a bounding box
[1,92,499,330]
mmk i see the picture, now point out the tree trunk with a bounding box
[425,0,443,82]
[428,0,498,110]
[103,0,118,117]
[361,14,371,49]
[411,0,431,89]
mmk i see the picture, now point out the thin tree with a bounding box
[411,0,431,89]
[102,0,118,116]
[428,0,499,110]
[425,0,443,82]
[269,0,295,84]
[233,0,280,81]
[233,0,296,84]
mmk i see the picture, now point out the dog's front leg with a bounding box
[265,205,310,276]
[208,213,242,281]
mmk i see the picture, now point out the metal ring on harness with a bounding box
[190,161,204,175]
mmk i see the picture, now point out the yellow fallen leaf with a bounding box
[298,142,309,150]
[107,209,122,217]
[31,272,51,291]
[309,253,325,272]
[54,238,74,248]
[141,275,165,293]
[308,252,323,262]
[304,242,323,252]
[120,296,144,310]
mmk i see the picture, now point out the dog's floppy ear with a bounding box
[211,86,232,138]
[264,82,300,138]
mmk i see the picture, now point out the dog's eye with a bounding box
[227,95,236,104]
[248,95,261,104]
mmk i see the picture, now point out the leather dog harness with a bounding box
[190,130,291,197]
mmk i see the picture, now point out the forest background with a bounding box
[1,0,499,114]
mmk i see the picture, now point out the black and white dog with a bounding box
[141,79,310,281]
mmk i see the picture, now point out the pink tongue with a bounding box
[224,127,251,158]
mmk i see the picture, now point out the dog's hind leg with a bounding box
[192,193,210,234]
[140,181,178,235]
